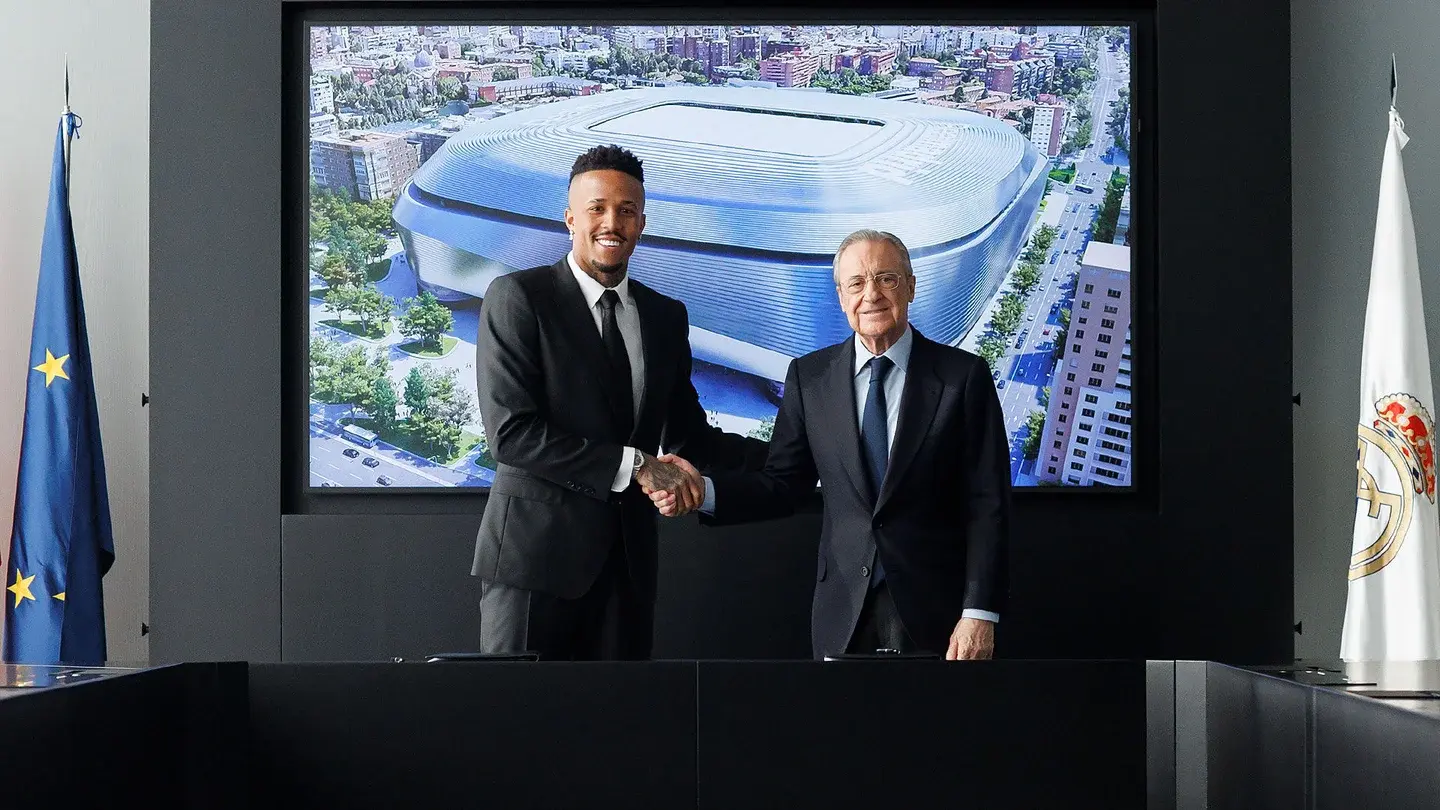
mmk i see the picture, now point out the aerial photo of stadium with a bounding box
[306,24,1134,490]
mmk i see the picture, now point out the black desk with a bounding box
[3,659,1438,809]
[247,659,1144,808]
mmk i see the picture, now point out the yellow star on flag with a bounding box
[33,349,70,387]
[54,592,65,602]
[8,569,36,608]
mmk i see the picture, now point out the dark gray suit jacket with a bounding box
[703,330,1012,658]
[472,260,764,602]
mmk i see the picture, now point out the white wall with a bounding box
[0,0,149,663]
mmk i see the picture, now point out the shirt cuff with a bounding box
[611,446,635,493]
[699,476,716,514]
[961,609,1000,624]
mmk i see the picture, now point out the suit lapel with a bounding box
[822,340,875,507]
[549,261,626,428]
[875,332,942,515]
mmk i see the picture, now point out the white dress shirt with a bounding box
[701,325,999,624]
[564,253,645,492]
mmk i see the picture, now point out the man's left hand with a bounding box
[946,617,995,660]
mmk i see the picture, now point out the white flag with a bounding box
[1342,105,1440,662]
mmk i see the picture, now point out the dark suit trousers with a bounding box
[478,535,652,661]
[845,582,921,654]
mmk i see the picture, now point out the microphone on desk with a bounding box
[823,648,941,661]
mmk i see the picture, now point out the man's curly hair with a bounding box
[569,144,644,185]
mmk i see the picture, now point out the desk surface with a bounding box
[1244,659,1440,717]
[0,662,144,698]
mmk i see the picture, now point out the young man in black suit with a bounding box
[472,144,761,660]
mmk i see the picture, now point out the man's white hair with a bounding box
[832,229,914,283]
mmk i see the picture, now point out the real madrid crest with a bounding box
[1354,392,1438,579]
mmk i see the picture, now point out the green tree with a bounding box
[1063,119,1093,154]
[494,65,519,82]
[351,284,396,335]
[977,335,1008,371]
[422,364,460,406]
[1052,308,1072,361]
[318,251,362,289]
[437,76,467,101]
[311,343,390,416]
[369,376,398,428]
[1000,291,1026,321]
[357,197,395,235]
[408,366,472,459]
[1107,87,1131,154]
[1038,224,1060,250]
[1022,409,1047,460]
[1093,171,1130,243]
[1107,87,1131,134]
[323,284,360,322]
[398,290,455,351]
[434,383,475,432]
[409,412,461,459]
[1013,262,1042,295]
[991,308,1020,336]
[403,366,430,416]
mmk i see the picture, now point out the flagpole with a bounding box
[1391,53,1398,108]
[62,54,71,186]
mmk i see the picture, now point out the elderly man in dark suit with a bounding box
[648,229,1011,660]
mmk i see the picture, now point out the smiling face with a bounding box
[835,237,916,353]
[565,168,646,286]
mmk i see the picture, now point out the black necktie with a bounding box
[860,356,893,587]
[598,290,634,440]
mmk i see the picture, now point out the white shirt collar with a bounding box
[567,251,630,309]
[853,325,914,377]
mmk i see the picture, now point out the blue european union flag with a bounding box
[3,113,115,665]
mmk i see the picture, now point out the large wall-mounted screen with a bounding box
[302,22,1136,490]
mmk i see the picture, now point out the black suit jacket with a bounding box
[704,329,1011,658]
[472,260,764,602]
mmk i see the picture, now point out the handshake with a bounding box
[634,451,704,518]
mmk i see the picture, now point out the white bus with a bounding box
[341,424,378,449]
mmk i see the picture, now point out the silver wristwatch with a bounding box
[631,448,645,476]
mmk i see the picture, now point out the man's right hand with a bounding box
[636,452,703,516]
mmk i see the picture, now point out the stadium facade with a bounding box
[392,86,1046,382]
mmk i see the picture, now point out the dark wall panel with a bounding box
[152,0,1292,664]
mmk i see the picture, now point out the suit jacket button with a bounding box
[861,566,870,577]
